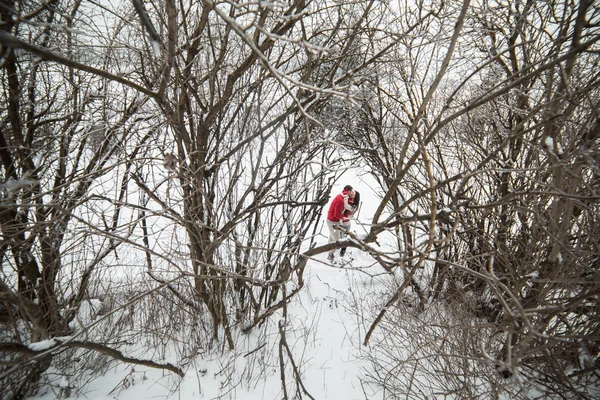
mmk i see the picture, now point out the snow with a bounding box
[27,336,74,352]
[58,377,69,389]
[0,177,39,192]
[524,271,539,279]
[35,252,385,400]
[67,255,380,400]
[543,136,563,155]
[24,171,392,400]
[150,40,161,58]
[27,339,58,352]
[21,165,582,399]
[25,170,560,400]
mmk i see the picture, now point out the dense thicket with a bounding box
[0,0,598,399]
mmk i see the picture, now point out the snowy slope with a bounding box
[27,172,396,400]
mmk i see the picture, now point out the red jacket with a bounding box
[327,190,348,222]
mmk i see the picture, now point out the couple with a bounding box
[326,185,361,261]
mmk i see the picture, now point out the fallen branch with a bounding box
[0,339,184,377]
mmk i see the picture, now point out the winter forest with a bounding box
[1,0,599,399]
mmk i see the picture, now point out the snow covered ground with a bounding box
[27,172,398,400]
[31,259,386,400]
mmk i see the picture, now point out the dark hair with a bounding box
[352,191,361,210]
[343,185,353,191]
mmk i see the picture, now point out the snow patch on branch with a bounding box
[27,336,73,351]
[27,338,58,351]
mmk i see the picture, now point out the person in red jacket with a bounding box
[326,185,355,260]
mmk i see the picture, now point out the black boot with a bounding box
[340,248,346,257]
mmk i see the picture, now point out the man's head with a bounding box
[343,185,353,192]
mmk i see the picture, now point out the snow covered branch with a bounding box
[0,339,184,377]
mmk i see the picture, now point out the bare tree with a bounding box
[3,0,597,398]
[0,0,386,396]
[119,0,401,349]
[352,0,600,397]
[0,1,182,397]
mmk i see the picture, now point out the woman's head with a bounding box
[352,191,360,207]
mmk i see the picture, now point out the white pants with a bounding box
[327,219,341,254]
